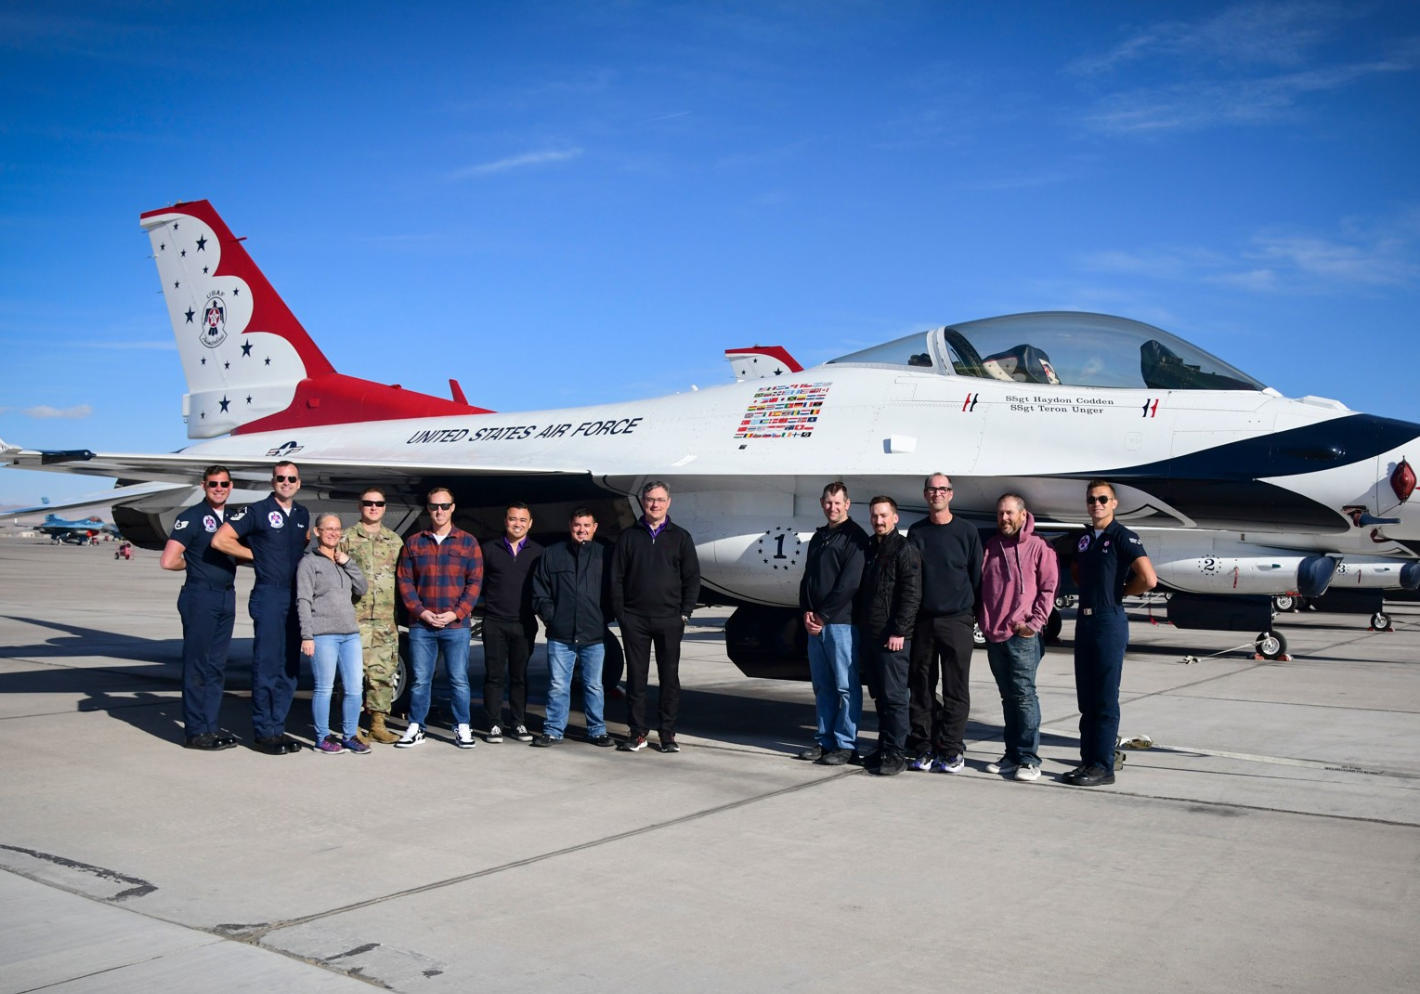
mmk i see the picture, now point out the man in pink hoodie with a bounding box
[978,493,1059,781]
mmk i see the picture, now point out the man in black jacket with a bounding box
[798,481,869,765]
[855,496,922,776]
[530,508,615,748]
[611,481,701,753]
[479,503,542,743]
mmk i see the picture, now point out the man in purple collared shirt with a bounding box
[478,503,543,743]
[611,481,701,753]
[394,487,484,749]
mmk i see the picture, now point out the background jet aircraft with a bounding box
[2,200,1417,672]
[35,514,121,544]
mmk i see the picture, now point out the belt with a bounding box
[1081,607,1093,615]
[184,580,235,592]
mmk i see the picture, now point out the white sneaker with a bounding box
[1014,764,1042,782]
[394,723,424,749]
[931,753,965,774]
[455,724,477,749]
[986,756,1019,775]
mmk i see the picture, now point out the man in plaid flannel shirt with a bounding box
[393,486,484,749]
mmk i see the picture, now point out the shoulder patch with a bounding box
[174,519,189,530]
[229,508,247,522]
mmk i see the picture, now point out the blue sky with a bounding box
[2,0,1417,505]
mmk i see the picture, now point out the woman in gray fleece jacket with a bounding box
[298,514,369,754]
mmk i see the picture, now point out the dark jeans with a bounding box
[481,615,535,728]
[986,633,1043,766]
[178,584,235,736]
[907,611,975,757]
[249,584,301,740]
[1074,609,1128,770]
[621,613,683,738]
[864,637,911,756]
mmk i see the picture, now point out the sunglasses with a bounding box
[274,475,300,483]
[205,481,232,489]
[1086,495,1112,505]
[428,502,453,511]
[361,500,386,508]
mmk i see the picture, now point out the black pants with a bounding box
[621,613,683,738]
[1074,609,1129,770]
[864,637,911,756]
[178,584,235,736]
[249,584,301,740]
[907,612,975,757]
[481,615,535,728]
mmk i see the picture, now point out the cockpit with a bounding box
[827,311,1267,392]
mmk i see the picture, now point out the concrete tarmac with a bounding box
[1,537,1417,993]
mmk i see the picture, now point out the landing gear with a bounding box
[1272,593,1298,613]
[1254,630,1288,660]
[1371,611,1392,631]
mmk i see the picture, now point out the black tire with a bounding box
[1371,611,1391,630]
[1272,594,1297,613]
[1255,630,1287,660]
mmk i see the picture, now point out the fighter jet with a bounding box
[35,514,121,544]
[2,200,1416,670]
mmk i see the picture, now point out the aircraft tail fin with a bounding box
[724,345,804,381]
[140,200,489,439]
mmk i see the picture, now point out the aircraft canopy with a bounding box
[828,311,1267,391]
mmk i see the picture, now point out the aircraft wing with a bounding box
[0,441,592,496]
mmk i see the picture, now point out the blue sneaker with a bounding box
[931,753,965,774]
[907,752,935,772]
[342,736,371,755]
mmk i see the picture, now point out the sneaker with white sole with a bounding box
[907,752,935,772]
[986,756,1019,775]
[455,724,477,749]
[511,724,534,742]
[931,752,965,773]
[1013,764,1041,782]
[484,724,504,743]
[394,724,424,749]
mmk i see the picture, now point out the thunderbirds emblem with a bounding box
[200,292,227,348]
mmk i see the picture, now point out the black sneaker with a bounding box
[484,724,504,743]
[856,749,882,769]
[531,734,561,747]
[873,753,907,776]
[797,744,825,762]
[659,735,680,753]
[817,748,852,766]
[618,734,649,752]
[511,724,534,742]
[1069,763,1115,786]
[588,733,614,748]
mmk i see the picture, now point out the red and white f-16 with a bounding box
[3,200,1417,667]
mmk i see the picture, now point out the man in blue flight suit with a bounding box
[160,464,239,750]
[1066,480,1157,786]
[213,461,311,754]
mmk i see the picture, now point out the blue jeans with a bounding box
[311,631,363,741]
[806,623,860,751]
[408,625,471,727]
[544,639,606,739]
[986,633,1043,766]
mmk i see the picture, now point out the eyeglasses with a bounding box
[205,481,232,489]
[924,486,953,494]
[274,475,299,483]
[428,502,453,511]
[1086,495,1112,505]
[361,500,386,508]
[643,497,669,504]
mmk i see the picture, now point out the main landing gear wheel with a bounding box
[1272,594,1297,613]
[1254,630,1287,660]
[1371,611,1391,631]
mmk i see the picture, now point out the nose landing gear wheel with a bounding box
[1255,630,1287,660]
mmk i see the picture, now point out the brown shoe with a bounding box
[368,711,401,744]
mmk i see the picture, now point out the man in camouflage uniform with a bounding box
[339,486,405,743]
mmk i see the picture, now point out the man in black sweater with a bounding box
[798,481,869,765]
[479,503,542,743]
[906,472,982,773]
[611,481,701,753]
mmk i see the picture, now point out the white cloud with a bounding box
[448,147,584,179]
[1078,214,1420,293]
[22,404,92,419]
